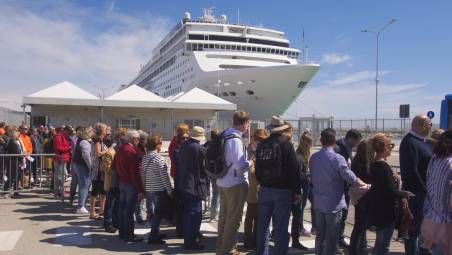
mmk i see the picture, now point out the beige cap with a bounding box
[191,126,206,142]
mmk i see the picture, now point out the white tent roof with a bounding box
[171,87,236,110]
[103,84,168,108]
[23,81,99,106]
[24,82,236,111]
[105,85,167,102]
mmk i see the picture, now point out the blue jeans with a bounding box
[181,192,202,247]
[301,181,314,230]
[104,187,120,229]
[74,163,91,209]
[257,187,293,255]
[134,199,143,221]
[146,192,155,216]
[373,224,395,255]
[53,161,66,195]
[314,209,343,255]
[148,191,162,240]
[118,181,138,239]
[210,180,220,218]
[405,194,431,255]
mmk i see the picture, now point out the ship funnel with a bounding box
[183,12,191,21]
[220,14,227,23]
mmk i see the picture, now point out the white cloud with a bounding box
[0,1,170,110]
[325,70,390,87]
[320,53,352,65]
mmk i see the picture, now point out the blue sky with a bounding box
[0,0,450,121]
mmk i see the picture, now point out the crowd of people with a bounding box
[0,111,451,255]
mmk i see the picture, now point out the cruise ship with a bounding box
[129,9,320,119]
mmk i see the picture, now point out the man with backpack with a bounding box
[255,116,302,255]
[215,110,253,255]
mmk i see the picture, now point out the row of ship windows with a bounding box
[214,90,255,97]
[155,66,194,90]
[162,86,182,97]
[187,34,289,48]
[186,43,299,58]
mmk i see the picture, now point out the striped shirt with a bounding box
[424,155,452,224]
[141,151,173,193]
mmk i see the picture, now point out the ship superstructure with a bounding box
[130,8,320,119]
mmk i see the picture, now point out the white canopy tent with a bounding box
[23,82,236,136]
[23,81,99,106]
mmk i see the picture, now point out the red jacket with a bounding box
[53,133,71,163]
[114,143,143,193]
[168,136,178,178]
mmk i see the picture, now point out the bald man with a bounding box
[399,115,433,255]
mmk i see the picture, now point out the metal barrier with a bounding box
[0,153,56,196]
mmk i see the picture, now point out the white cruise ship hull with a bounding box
[192,63,320,120]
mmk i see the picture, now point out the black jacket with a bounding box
[177,138,209,200]
[399,132,432,194]
[367,160,405,229]
[257,133,302,195]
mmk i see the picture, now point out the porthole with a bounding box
[222,92,228,96]
[246,90,254,95]
[229,91,236,96]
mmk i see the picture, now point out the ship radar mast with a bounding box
[200,7,216,22]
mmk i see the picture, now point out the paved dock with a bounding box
[0,190,406,255]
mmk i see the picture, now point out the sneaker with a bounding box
[338,239,349,248]
[105,225,117,233]
[76,207,89,214]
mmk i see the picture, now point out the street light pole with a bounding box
[362,18,396,132]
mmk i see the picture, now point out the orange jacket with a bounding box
[19,134,33,154]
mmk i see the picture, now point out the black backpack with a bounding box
[205,131,241,179]
[255,137,283,186]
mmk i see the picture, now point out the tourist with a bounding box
[204,129,221,221]
[216,111,253,255]
[426,128,444,147]
[103,128,127,233]
[244,128,267,250]
[5,130,22,196]
[73,127,93,214]
[349,140,370,255]
[335,129,362,249]
[89,123,108,219]
[310,128,366,255]
[53,126,71,197]
[367,133,410,255]
[420,130,452,255]
[115,130,144,243]
[69,126,80,205]
[30,127,42,186]
[18,124,33,154]
[291,132,313,250]
[168,123,190,237]
[178,126,208,250]
[141,134,173,245]
[255,116,301,255]
[134,130,148,225]
[400,115,433,255]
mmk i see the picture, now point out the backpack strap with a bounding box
[222,133,242,175]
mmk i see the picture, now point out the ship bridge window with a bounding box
[226,45,231,50]
[215,44,219,49]
[246,46,251,51]
[209,44,214,49]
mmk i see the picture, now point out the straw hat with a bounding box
[268,116,290,133]
[191,126,206,142]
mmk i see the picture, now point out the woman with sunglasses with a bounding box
[366,133,410,255]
